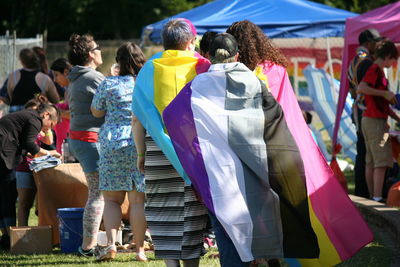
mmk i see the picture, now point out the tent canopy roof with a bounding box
[144,0,356,43]
[343,1,400,46]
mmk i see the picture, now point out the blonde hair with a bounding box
[210,49,236,64]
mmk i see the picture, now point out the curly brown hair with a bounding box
[226,20,288,70]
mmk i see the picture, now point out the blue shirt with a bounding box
[91,75,135,150]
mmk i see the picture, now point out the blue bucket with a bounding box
[58,208,84,253]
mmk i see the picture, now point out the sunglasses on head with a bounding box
[91,45,101,51]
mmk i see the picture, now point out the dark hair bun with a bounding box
[69,34,81,47]
[37,94,49,104]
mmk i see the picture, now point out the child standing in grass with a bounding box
[358,39,400,202]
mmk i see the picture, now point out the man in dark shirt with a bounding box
[347,29,383,198]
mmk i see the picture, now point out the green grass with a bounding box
[0,240,392,267]
[339,170,394,267]
[0,249,221,267]
[345,169,355,195]
[1,208,220,266]
[338,241,392,267]
[1,179,394,267]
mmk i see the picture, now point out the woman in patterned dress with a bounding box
[91,42,147,261]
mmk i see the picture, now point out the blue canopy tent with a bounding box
[142,0,357,43]
[142,0,358,163]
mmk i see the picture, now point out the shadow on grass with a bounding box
[338,241,392,267]
[344,169,355,195]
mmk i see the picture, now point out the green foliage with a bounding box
[311,0,398,13]
[0,0,212,41]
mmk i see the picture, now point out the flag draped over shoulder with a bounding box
[255,61,373,266]
[163,62,319,262]
[132,50,210,184]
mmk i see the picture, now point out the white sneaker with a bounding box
[95,244,117,261]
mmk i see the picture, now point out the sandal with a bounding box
[135,252,148,262]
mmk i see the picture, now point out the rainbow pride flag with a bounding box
[132,50,210,184]
[163,62,320,261]
[255,61,373,266]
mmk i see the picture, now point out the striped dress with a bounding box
[144,136,208,259]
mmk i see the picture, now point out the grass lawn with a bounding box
[0,208,221,266]
[0,170,393,266]
[0,249,221,267]
[0,240,392,267]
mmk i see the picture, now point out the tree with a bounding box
[311,0,398,13]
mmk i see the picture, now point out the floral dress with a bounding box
[91,75,144,192]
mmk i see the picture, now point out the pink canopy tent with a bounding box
[333,2,400,153]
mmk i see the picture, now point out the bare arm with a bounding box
[132,115,146,173]
[35,148,61,158]
[357,81,395,101]
[90,106,106,118]
[22,121,59,158]
[37,73,60,103]
[4,70,21,104]
[388,109,400,123]
[39,130,54,146]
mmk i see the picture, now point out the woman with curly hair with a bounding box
[227,20,294,103]
[226,18,376,267]
[227,20,287,71]
[227,20,320,264]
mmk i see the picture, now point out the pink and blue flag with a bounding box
[132,49,210,184]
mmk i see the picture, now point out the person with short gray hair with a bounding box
[132,18,209,267]
[162,18,196,51]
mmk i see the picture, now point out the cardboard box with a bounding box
[10,226,52,254]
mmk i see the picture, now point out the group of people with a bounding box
[0,17,392,267]
[0,46,67,251]
[347,29,399,203]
